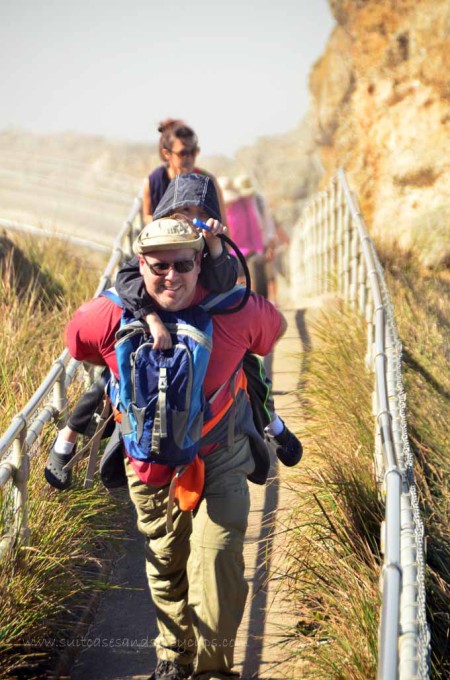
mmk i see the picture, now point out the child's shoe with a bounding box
[272,425,303,467]
[44,441,76,489]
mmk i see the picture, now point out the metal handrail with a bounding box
[0,168,430,677]
[0,195,143,559]
[289,168,430,679]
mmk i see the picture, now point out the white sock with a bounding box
[264,415,284,437]
[54,436,76,456]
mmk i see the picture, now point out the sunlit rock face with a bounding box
[311,0,450,267]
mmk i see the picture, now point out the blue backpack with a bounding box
[103,286,246,468]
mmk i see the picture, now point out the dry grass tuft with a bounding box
[278,308,381,679]
[0,234,131,679]
[277,248,449,678]
[380,246,450,677]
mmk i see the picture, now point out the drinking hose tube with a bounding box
[192,218,251,315]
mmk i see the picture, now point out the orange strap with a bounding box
[201,369,248,437]
[173,455,205,512]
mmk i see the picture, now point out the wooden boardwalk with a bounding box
[70,290,307,680]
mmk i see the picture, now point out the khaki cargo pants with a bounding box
[125,434,255,680]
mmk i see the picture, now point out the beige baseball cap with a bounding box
[133,217,204,255]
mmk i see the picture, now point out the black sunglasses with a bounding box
[167,147,198,158]
[144,257,196,276]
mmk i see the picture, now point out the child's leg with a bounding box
[66,369,110,436]
[242,353,274,434]
[45,368,110,489]
[243,352,303,467]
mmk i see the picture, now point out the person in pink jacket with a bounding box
[218,177,268,297]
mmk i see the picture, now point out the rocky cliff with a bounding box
[223,0,450,267]
[310,0,450,267]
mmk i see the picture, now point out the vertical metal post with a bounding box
[399,491,419,680]
[385,323,403,468]
[365,293,375,369]
[300,209,307,294]
[123,220,133,258]
[13,431,30,546]
[290,216,305,299]
[373,375,384,488]
[329,181,337,288]
[336,183,344,295]
[314,198,321,296]
[304,205,315,295]
[350,222,359,309]
[343,203,351,302]
[358,255,367,317]
[311,201,318,295]
[53,364,67,425]
[323,191,330,293]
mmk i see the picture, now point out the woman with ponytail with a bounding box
[142,119,226,222]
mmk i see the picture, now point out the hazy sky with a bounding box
[0,0,334,157]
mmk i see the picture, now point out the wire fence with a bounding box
[0,168,430,678]
[288,168,430,680]
[0,196,143,559]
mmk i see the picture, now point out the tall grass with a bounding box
[0,234,129,679]
[280,309,382,679]
[380,248,450,677]
[280,251,449,678]
[0,233,98,418]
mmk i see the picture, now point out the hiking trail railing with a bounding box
[289,168,430,680]
[0,168,430,679]
[0,195,143,557]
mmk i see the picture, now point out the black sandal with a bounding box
[44,440,76,490]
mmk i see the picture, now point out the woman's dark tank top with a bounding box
[149,166,203,214]
[149,166,170,213]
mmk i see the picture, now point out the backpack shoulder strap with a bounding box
[102,288,142,335]
[101,287,123,308]
[200,285,248,315]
